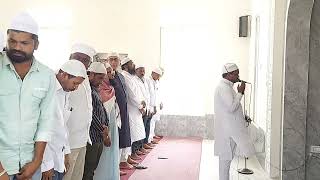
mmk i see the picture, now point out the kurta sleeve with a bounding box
[219,86,243,113]
[41,146,54,172]
[124,76,143,109]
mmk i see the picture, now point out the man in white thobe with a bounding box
[120,58,146,163]
[146,68,162,144]
[41,60,87,180]
[64,43,96,180]
[214,63,255,180]
[134,64,154,151]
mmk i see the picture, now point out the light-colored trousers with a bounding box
[119,147,131,162]
[148,119,156,143]
[219,158,232,180]
[63,146,87,180]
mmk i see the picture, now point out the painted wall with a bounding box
[0,0,159,72]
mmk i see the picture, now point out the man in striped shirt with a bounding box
[83,62,111,180]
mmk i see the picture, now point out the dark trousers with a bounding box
[82,143,103,180]
[53,171,64,180]
[143,115,152,144]
[132,140,143,154]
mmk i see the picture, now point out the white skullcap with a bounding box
[88,62,107,74]
[0,32,4,51]
[107,52,119,58]
[60,60,87,78]
[9,12,39,35]
[152,68,162,75]
[121,57,132,65]
[222,63,238,74]
[96,53,108,60]
[135,64,145,69]
[71,43,96,59]
[104,62,111,69]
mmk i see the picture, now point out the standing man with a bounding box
[0,12,56,179]
[135,64,153,151]
[64,43,96,180]
[121,58,146,163]
[214,63,255,180]
[146,68,162,145]
[41,60,87,180]
[107,53,132,173]
[83,62,110,180]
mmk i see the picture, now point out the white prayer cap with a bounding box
[104,62,111,69]
[152,67,162,75]
[60,60,87,78]
[135,64,145,69]
[0,32,4,51]
[9,12,39,35]
[71,43,96,59]
[96,53,108,60]
[88,62,107,74]
[222,63,238,74]
[107,52,119,58]
[121,57,132,65]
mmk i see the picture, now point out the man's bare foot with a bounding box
[128,155,141,162]
[144,144,154,149]
[119,162,133,170]
[154,135,162,139]
[140,147,150,154]
[152,140,159,144]
[147,143,156,147]
[136,150,145,156]
[120,170,127,176]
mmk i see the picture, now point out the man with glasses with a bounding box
[108,53,132,175]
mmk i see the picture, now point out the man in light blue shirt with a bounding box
[0,12,55,180]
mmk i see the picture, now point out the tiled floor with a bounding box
[199,140,275,180]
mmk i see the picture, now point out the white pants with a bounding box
[148,119,156,143]
[63,146,87,180]
[119,147,131,162]
[219,158,232,180]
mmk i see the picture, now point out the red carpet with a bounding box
[121,137,203,180]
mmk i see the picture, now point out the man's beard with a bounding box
[7,49,33,63]
[128,68,135,75]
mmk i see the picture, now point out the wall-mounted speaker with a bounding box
[239,15,251,37]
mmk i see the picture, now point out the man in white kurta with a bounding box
[120,58,146,161]
[64,43,96,180]
[41,60,87,180]
[134,64,153,151]
[146,68,162,144]
[214,63,255,180]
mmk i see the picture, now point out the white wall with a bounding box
[249,0,288,178]
[160,0,252,115]
[0,0,160,71]
[0,0,252,116]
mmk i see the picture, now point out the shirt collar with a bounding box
[222,78,234,87]
[3,53,40,72]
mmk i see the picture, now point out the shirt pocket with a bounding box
[32,89,47,105]
[0,89,17,110]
